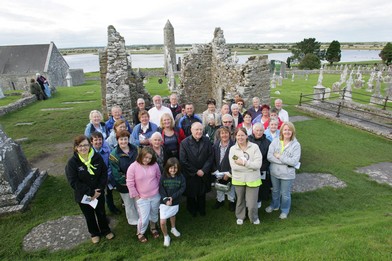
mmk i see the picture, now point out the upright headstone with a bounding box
[280,62,287,78]
[0,86,4,99]
[0,127,47,215]
[164,20,176,75]
[370,72,384,104]
[344,71,354,100]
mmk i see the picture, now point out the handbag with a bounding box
[214,181,231,192]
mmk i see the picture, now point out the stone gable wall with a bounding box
[179,28,270,113]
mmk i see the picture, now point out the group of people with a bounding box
[29,73,51,100]
[65,94,301,247]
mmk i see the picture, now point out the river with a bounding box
[64,50,382,73]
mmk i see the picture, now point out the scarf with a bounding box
[78,149,97,175]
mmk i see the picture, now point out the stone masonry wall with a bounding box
[46,43,69,88]
[179,28,270,113]
[179,44,212,112]
[100,26,151,123]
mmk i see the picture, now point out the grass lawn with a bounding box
[0,73,391,260]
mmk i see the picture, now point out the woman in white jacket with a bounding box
[266,122,301,219]
[229,127,262,225]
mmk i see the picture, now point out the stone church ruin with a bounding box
[178,27,270,112]
[99,24,270,120]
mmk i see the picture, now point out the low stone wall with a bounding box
[0,95,37,117]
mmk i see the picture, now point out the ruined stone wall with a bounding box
[179,28,270,112]
[179,44,212,112]
[46,43,69,88]
[100,26,151,123]
[68,69,85,86]
[105,25,132,121]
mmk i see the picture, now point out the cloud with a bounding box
[0,0,391,48]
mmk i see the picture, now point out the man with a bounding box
[148,95,173,126]
[247,97,262,120]
[180,122,213,217]
[133,98,147,126]
[168,94,182,119]
[274,99,289,122]
[178,103,202,137]
[90,132,121,215]
[105,105,132,133]
[217,104,230,125]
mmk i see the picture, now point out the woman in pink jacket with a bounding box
[127,147,161,243]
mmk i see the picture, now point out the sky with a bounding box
[1,0,391,48]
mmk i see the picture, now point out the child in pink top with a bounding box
[126,147,161,243]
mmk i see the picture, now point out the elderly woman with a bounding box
[84,110,108,139]
[248,123,271,208]
[237,111,253,136]
[228,127,262,225]
[202,98,220,127]
[266,122,301,219]
[149,132,165,173]
[158,112,185,160]
[230,103,243,128]
[264,118,280,142]
[109,130,139,226]
[65,135,114,244]
[131,110,158,147]
[127,147,161,243]
[252,104,270,126]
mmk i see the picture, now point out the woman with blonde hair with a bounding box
[84,110,108,139]
[158,112,185,160]
[266,122,301,219]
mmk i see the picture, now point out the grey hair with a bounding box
[252,122,265,131]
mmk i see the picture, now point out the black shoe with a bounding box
[213,201,224,209]
[229,202,236,212]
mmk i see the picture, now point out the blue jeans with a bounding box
[270,175,293,215]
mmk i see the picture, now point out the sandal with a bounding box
[137,234,148,243]
[151,229,160,239]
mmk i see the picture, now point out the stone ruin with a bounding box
[0,126,47,215]
[163,20,177,92]
[178,27,270,112]
[99,25,151,122]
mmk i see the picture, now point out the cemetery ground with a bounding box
[0,73,391,260]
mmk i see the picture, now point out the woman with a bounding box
[109,130,139,226]
[202,98,220,127]
[252,104,270,126]
[248,123,271,208]
[266,122,301,219]
[84,110,108,139]
[127,147,161,243]
[237,111,253,136]
[236,98,247,114]
[158,112,185,160]
[106,119,127,150]
[228,127,262,225]
[149,132,165,173]
[230,103,243,128]
[264,118,280,142]
[131,110,158,147]
[65,135,114,244]
[212,126,236,211]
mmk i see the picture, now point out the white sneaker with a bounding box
[253,218,260,225]
[170,227,181,237]
[265,206,278,213]
[236,219,243,225]
[279,213,288,219]
[163,235,171,247]
[257,202,262,209]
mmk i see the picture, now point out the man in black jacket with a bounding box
[179,122,213,217]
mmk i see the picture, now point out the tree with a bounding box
[298,53,321,70]
[326,40,341,65]
[379,42,392,66]
[290,38,324,62]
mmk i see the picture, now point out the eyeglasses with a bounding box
[78,144,90,148]
[237,103,243,105]
[138,102,145,105]
[223,121,232,124]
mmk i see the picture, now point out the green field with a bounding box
[0,72,391,260]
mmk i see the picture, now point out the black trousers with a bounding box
[79,195,111,237]
[258,172,272,202]
[105,186,117,211]
[186,194,206,216]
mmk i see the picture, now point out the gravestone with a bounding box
[0,85,4,99]
[0,126,47,215]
